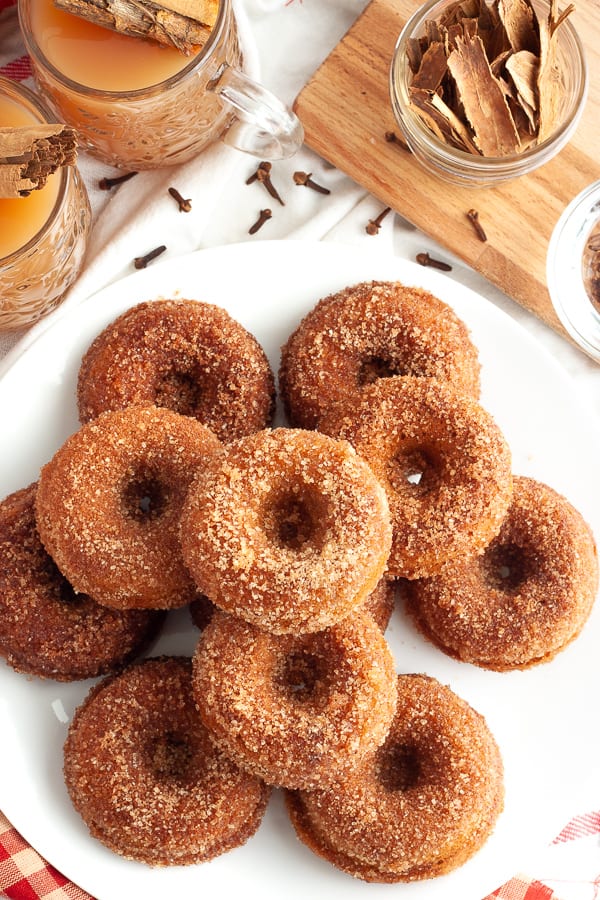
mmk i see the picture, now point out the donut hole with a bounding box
[376,740,422,792]
[154,364,204,417]
[148,730,194,781]
[276,645,332,707]
[55,574,85,606]
[358,355,403,385]
[122,469,168,521]
[482,541,532,592]
[387,445,439,495]
[45,558,85,606]
[264,487,329,552]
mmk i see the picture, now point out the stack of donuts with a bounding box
[0,286,597,881]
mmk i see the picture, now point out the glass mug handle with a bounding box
[209,63,304,160]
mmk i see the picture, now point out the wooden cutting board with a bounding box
[294,0,600,335]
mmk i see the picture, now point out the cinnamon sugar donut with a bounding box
[192,610,398,789]
[77,299,275,443]
[189,578,396,634]
[0,483,164,681]
[180,428,392,634]
[321,378,512,580]
[286,674,504,882]
[404,477,599,670]
[35,406,223,610]
[64,657,270,865]
[279,280,480,429]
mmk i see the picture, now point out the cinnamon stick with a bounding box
[53,0,217,53]
[537,0,574,142]
[404,0,574,158]
[447,33,521,155]
[0,125,77,198]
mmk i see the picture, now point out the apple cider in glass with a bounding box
[20,0,241,169]
[19,0,303,169]
[0,78,90,332]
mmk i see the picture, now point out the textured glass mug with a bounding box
[0,77,91,332]
[389,0,587,188]
[18,0,304,169]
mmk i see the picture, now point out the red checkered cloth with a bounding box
[1,808,599,900]
[0,813,92,899]
[0,55,32,81]
[0,0,29,77]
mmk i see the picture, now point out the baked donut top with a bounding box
[77,298,275,443]
[320,377,513,579]
[180,427,392,633]
[279,280,481,429]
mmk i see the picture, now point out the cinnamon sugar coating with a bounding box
[405,477,599,670]
[321,377,513,580]
[279,280,480,430]
[189,577,396,634]
[35,406,223,610]
[362,577,396,632]
[77,299,275,443]
[192,610,398,789]
[0,483,164,681]
[286,674,504,882]
[180,428,392,634]
[64,657,270,866]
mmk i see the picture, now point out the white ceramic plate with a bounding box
[0,241,599,900]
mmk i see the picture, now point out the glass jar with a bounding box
[19,0,303,169]
[0,77,91,332]
[389,0,588,188]
[547,181,600,362]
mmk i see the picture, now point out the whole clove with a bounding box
[246,161,271,185]
[257,167,284,206]
[384,130,410,152]
[247,161,284,205]
[99,171,137,190]
[168,186,192,212]
[467,209,487,242]
[293,171,331,195]
[366,206,392,235]
[248,208,272,235]
[134,244,167,269]
[416,251,452,271]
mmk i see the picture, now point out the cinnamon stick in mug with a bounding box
[53,0,218,52]
[0,124,77,197]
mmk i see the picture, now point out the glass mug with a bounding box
[18,0,304,169]
[0,77,91,332]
